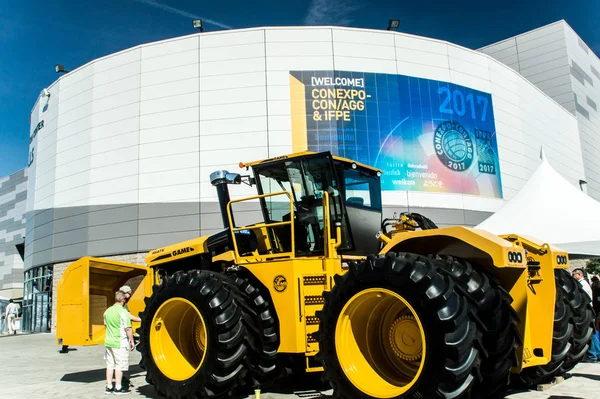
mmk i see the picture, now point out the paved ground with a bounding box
[1,333,599,399]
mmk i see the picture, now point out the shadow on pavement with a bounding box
[60,368,105,383]
[137,384,166,399]
[258,371,332,398]
[129,370,587,399]
[58,347,78,353]
[60,364,144,384]
[134,371,332,399]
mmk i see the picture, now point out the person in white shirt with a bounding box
[572,268,593,300]
[5,299,19,335]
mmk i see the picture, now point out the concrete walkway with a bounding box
[0,333,598,398]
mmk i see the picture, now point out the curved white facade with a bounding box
[26,27,585,269]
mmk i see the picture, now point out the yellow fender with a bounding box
[379,226,528,274]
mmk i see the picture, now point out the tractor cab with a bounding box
[244,151,383,257]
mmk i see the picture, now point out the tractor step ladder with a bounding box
[300,272,329,372]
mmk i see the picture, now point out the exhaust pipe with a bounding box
[210,170,241,229]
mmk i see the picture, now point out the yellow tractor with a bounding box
[56,151,595,398]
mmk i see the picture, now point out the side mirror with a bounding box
[225,173,242,185]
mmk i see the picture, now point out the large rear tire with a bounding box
[137,270,247,398]
[431,255,519,397]
[316,252,481,399]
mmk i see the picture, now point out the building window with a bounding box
[22,265,53,333]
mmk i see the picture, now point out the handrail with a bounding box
[232,220,292,231]
[226,191,295,261]
[322,190,331,256]
[227,190,294,207]
[322,190,342,258]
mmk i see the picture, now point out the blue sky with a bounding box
[0,0,598,177]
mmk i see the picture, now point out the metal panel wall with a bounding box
[564,24,600,201]
[481,20,600,201]
[0,168,27,298]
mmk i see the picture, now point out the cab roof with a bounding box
[239,151,382,174]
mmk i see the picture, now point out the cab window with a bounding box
[342,167,382,211]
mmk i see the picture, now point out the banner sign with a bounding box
[289,70,503,198]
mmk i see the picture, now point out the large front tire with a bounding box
[316,253,481,399]
[137,270,247,398]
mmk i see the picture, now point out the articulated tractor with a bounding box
[56,151,595,398]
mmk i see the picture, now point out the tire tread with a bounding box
[316,252,481,399]
[137,270,247,399]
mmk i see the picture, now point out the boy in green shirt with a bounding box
[104,290,134,395]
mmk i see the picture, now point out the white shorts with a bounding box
[104,347,129,371]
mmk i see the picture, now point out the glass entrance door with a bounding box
[22,265,53,333]
[26,292,51,333]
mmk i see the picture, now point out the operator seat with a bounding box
[279,212,309,254]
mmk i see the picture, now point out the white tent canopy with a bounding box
[476,151,600,258]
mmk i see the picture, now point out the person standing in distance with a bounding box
[572,268,593,300]
[6,299,19,335]
[591,276,600,314]
[104,291,134,395]
[585,276,600,363]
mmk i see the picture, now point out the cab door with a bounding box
[55,256,153,347]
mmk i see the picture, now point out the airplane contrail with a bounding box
[132,0,233,29]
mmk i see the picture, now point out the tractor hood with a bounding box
[145,235,211,266]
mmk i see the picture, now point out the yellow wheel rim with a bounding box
[335,288,426,398]
[149,297,207,381]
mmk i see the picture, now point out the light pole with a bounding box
[193,19,204,33]
[55,64,70,74]
[387,19,400,31]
